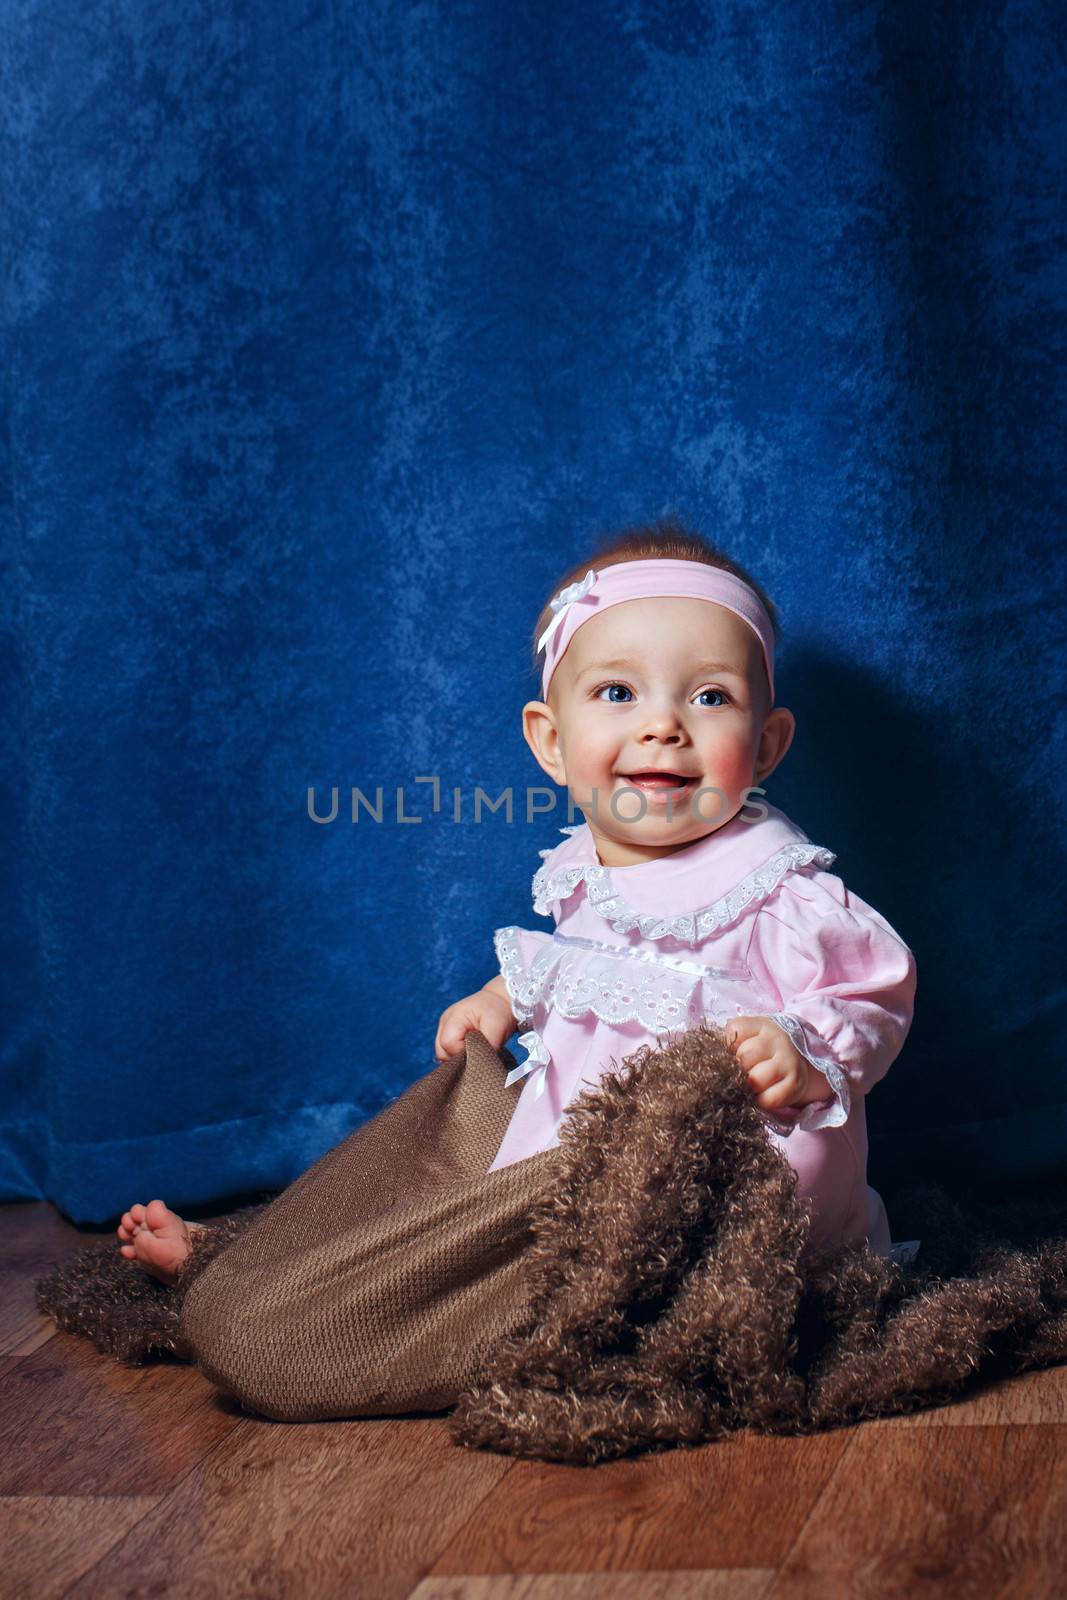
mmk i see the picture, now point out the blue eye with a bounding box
[594,682,729,706]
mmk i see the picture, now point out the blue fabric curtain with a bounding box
[2,1,1063,1223]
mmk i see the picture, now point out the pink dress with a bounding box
[487,801,917,1258]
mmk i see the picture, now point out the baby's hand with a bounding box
[434,984,516,1063]
[725,1015,834,1113]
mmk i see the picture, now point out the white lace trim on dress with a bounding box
[751,1011,852,1135]
[494,927,752,1034]
[531,841,838,943]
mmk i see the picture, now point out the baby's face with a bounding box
[524,596,794,866]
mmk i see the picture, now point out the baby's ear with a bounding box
[756,706,796,781]
[521,700,565,782]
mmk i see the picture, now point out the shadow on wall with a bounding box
[772,642,1067,1196]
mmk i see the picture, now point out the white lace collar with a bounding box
[531,803,836,943]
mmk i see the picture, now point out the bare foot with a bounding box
[116,1199,206,1286]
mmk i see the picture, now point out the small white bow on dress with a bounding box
[504,1029,552,1099]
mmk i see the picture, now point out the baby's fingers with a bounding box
[435,1016,468,1062]
[751,1078,800,1111]
[729,1035,774,1071]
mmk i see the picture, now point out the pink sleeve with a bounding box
[744,871,917,1133]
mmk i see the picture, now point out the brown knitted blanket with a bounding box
[35,1025,1067,1465]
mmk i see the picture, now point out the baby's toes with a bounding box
[131,1220,187,1284]
[143,1199,189,1244]
[144,1198,172,1230]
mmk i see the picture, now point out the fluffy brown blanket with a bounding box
[35,1025,1067,1465]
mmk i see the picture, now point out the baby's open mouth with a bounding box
[617,770,698,790]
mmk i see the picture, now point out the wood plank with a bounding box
[409,1575,776,1599]
[0,1321,60,1385]
[767,1424,1067,1598]
[0,1202,92,1269]
[0,1333,242,1496]
[65,1415,514,1600]
[429,1431,852,1576]
[0,1202,106,1366]
[862,1363,1067,1428]
[0,1495,159,1600]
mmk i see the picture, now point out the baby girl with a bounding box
[434,526,917,1256]
[118,523,916,1279]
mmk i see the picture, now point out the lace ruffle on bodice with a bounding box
[494,927,752,1033]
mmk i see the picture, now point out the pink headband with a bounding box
[537,558,776,703]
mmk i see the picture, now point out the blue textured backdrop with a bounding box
[2,1,1064,1223]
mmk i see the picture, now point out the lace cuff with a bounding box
[750,1011,852,1137]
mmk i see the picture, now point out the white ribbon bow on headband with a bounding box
[536,568,597,654]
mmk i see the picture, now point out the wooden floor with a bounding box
[4,1202,1067,1600]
